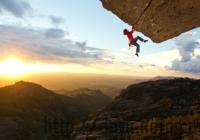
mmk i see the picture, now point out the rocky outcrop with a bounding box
[101,0,200,42]
[73,78,200,139]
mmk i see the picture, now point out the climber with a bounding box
[123,26,148,56]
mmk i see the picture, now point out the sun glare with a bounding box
[0,58,129,77]
[0,59,28,76]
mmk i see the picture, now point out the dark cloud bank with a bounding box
[0,0,65,27]
[45,28,65,39]
[0,25,112,64]
[0,0,32,18]
[49,15,65,26]
[0,0,112,65]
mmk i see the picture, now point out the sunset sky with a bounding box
[0,0,200,78]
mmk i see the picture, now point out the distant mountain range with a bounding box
[0,81,111,140]
[56,86,123,99]
[60,88,112,114]
[74,78,200,140]
[150,76,176,81]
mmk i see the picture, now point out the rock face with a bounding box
[73,78,200,139]
[101,0,200,42]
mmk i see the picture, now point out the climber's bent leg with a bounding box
[135,36,144,42]
[132,41,140,53]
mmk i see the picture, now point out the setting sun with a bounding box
[0,58,62,77]
[0,59,29,76]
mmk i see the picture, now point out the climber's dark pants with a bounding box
[131,36,144,53]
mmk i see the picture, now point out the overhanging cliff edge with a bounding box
[101,0,200,43]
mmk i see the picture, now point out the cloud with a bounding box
[171,32,200,73]
[171,57,200,73]
[49,15,65,26]
[140,50,179,67]
[139,64,157,68]
[0,0,32,18]
[0,25,113,64]
[45,28,66,39]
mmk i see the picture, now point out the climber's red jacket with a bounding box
[126,28,135,41]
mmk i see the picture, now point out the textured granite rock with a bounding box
[73,78,200,139]
[101,0,200,42]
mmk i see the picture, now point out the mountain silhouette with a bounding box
[0,81,111,140]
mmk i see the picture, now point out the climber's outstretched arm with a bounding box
[130,25,135,34]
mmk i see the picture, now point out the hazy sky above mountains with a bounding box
[0,0,200,78]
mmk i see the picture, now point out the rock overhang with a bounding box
[101,0,200,43]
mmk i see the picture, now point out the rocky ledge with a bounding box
[101,0,200,42]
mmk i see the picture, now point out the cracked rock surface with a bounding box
[101,0,200,43]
